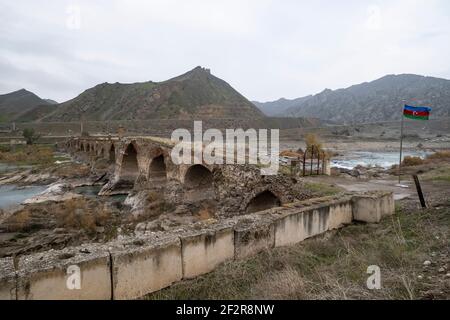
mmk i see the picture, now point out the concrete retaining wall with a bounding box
[17,245,111,300]
[0,191,394,300]
[181,225,235,279]
[273,197,353,247]
[110,236,182,300]
[352,191,395,223]
[234,215,275,259]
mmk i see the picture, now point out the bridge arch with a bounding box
[183,164,214,201]
[148,153,167,184]
[119,142,139,184]
[184,164,213,189]
[109,144,116,163]
[245,190,281,214]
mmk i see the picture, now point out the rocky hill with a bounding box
[15,104,59,122]
[255,74,450,123]
[40,67,264,122]
[252,96,312,116]
[0,89,55,122]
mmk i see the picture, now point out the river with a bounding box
[0,185,48,210]
[331,150,431,170]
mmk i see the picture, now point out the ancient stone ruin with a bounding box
[0,135,395,300]
[64,136,310,217]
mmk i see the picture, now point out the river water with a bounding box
[331,150,431,170]
[0,184,127,210]
[0,185,47,210]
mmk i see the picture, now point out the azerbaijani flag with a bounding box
[403,105,431,120]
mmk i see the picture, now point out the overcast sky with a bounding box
[1,0,450,103]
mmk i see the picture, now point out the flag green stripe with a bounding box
[404,114,429,120]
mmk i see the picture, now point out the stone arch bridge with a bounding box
[62,136,309,218]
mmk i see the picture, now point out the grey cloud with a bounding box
[1,0,450,103]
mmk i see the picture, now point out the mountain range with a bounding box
[39,66,264,122]
[252,96,312,116]
[254,74,450,123]
[0,89,57,122]
[2,71,449,125]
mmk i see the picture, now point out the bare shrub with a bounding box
[398,151,450,168]
[54,199,112,233]
[402,156,424,166]
[426,150,450,160]
[305,133,322,153]
[5,209,32,232]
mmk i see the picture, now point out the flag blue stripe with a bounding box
[404,105,431,112]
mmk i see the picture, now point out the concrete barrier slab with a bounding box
[379,192,395,218]
[110,235,182,300]
[273,209,306,247]
[328,200,353,230]
[274,197,354,247]
[17,245,111,300]
[181,225,234,279]
[302,206,328,238]
[352,192,394,223]
[234,214,275,259]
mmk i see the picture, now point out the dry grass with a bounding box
[130,191,176,223]
[147,204,449,300]
[5,209,32,232]
[251,266,308,300]
[402,156,424,167]
[0,145,54,165]
[426,150,450,160]
[303,181,344,197]
[5,198,115,234]
[422,165,450,183]
[399,150,450,168]
[54,198,112,233]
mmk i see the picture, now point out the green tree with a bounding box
[22,128,41,145]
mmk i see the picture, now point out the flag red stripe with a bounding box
[403,109,429,117]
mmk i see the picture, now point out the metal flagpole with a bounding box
[398,104,405,184]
